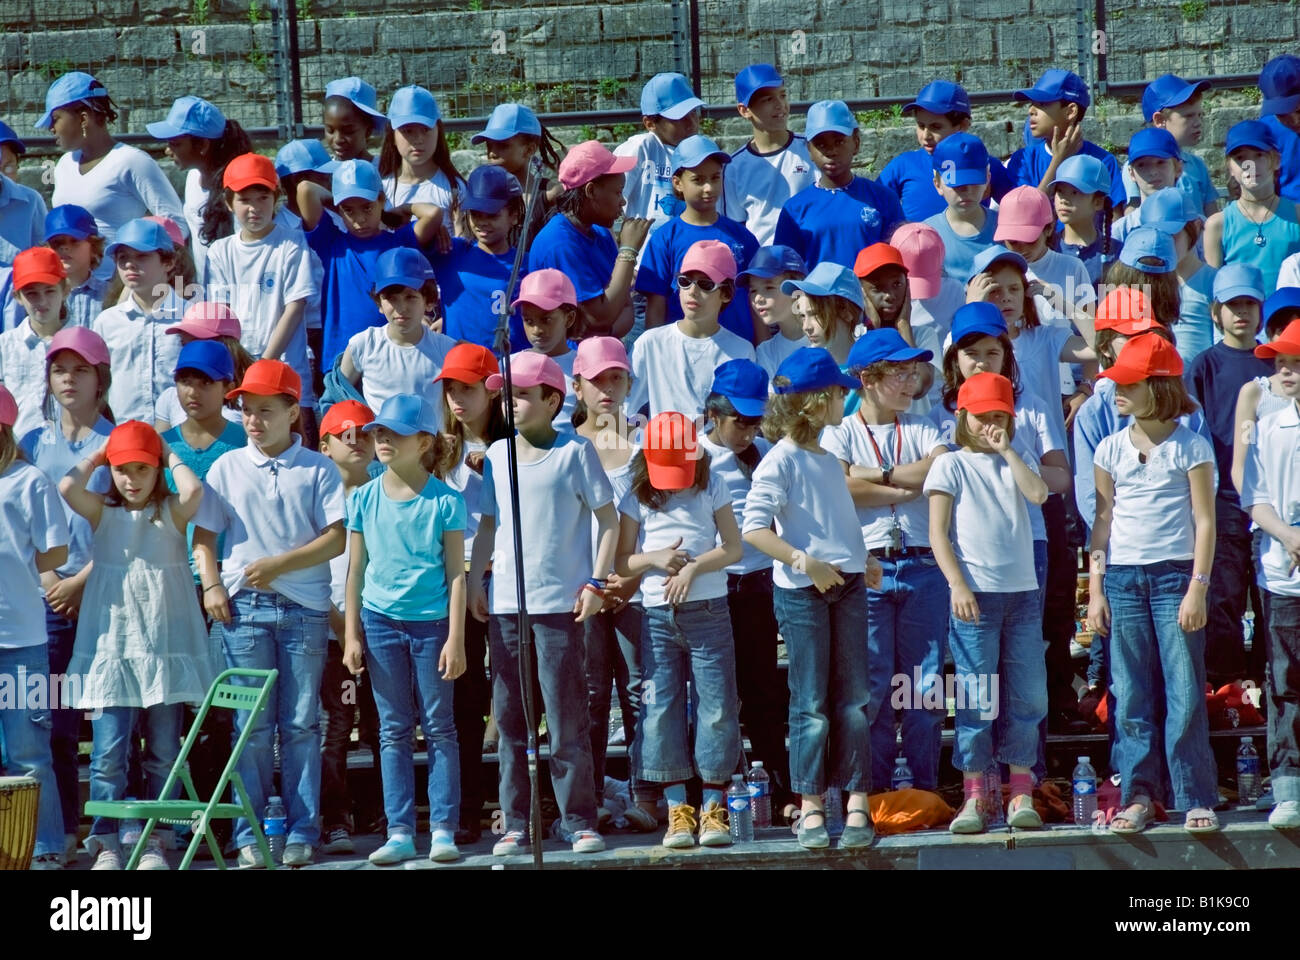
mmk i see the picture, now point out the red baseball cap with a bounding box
[852,242,906,279]
[47,326,110,367]
[644,411,700,490]
[1255,318,1300,359]
[511,269,578,312]
[224,152,280,192]
[166,301,242,340]
[557,140,636,191]
[957,371,1015,416]
[226,358,301,401]
[1099,332,1184,385]
[13,246,67,289]
[0,384,18,427]
[105,420,162,467]
[1094,287,1163,336]
[319,399,374,438]
[435,343,500,385]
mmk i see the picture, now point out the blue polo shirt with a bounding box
[1006,139,1127,209]
[635,215,761,343]
[528,212,619,304]
[772,176,905,270]
[924,207,1000,282]
[430,237,527,351]
[878,147,1016,222]
[0,176,47,267]
[1262,115,1300,204]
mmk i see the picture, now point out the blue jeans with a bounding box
[1264,592,1300,803]
[775,576,871,795]
[0,644,63,856]
[44,602,83,834]
[641,599,741,784]
[361,609,460,835]
[89,704,183,837]
[221,591,329,849]
[583,601,648,801]
[948,589,1046,773]
[866,554,949,791]
[1105,561,1218,809]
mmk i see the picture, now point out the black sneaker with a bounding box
[321,827,354,854]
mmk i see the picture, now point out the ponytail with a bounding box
[198,120,256,247]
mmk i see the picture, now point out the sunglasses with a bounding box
[676,274,722,293]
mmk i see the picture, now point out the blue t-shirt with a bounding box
[528,212,618,304]
[162,420,248,582]
[346,472,467,621]
[1185,342,1272,502]
[1053,226,1114,288]
[878,147,1016,223]
[430,237,527,351]
[1121,151,1218,213]
[635,215,761,343]
[1006,139,1128,210]
[19,417,113,577]
[306,216,421,368]
[772,176,905,270]
[1262,115,1300,205]
[924,207,1000,282]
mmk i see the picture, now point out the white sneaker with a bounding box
[31,853,64,870]
[1269,800,1300,829]
[91,846,122,871]
[136,839,170,870]
[282,842,313,866]
[237,845,269,869]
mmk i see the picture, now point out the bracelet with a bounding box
[202,583,224,594]
[617,245,640,257]
[615,252,637,264]
[1191,573,1210,586]
[587,577,606,589]
[581,582,605,598]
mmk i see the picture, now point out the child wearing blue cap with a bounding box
[0,119,24,181]
[474,103,566,245]
[637,135,761,343]
[922,132,999,283]
[741,245,808,379]
[43,206,106,328]
[1257,55,1300,205]
[1050,154,1116,286]
[1111,129,1185,246]
[377,85,464,240]
[322,76,387,164]
[773,100,904,271]
[0,127,47,269]
[721,65,816,246]
[1120,75,1218,217]
[781,262,865,403]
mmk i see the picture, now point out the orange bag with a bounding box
[867,788,955,834]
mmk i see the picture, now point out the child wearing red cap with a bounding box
[61,419,220,869]
[1086,334,1220,834]
[615,411,743,849]
[923,372,1049,833]
[0,247,72,437]
[852,243,943,413]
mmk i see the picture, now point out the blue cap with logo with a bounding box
[371,247,434,294]
[147,96,227,140]
[274,139,338,178]
[331,158,382,204]
[1117,225,1177,274]
[105,218,175,258]
[774,347,859,394]
[364,393,440,436]
[950,302,1009,343]
[670,135,730,174]
[1225,119,1278,156]
[1049,154,1112,196]
[0,120,26,155]
[640,73,704,120]
[932,133,990,187]
[44,204,98,242]
[388,85,440,129]
[1260,54,1300,118]
[37,72,109,130]
[1128,127,1181,162]
[804,100,858,141]
[1141,74,1210,123]
[1213,263,1265,304]
[1014,68,1091,108]
[174,339,235,382]
[737,245,806,286]
[472,103,542,144]
[904,80,971,117]
[847,327,933,371]
[463,164,523,214]
[781,261,866,313]
[735,64,783,107]
[710,358,769,418]
[324,77,388,125]
[1137,187,1200,233]
[967,245,1028,284]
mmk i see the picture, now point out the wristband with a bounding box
[587,577,606,589]
[203,583,223,594]
[581,582,605,598]
[617,245,640,257]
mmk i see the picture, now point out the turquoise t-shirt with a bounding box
[163,420,248,583]
[346,472,467,621]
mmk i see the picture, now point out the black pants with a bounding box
[319,637,380,832]
[727,569,792,802]
[454,609,492,830]
[1205,498,1265,687]
[1042,493,1079,713]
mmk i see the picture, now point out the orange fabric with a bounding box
[867,788,954,834]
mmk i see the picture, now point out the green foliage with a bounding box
[611,122,639,141]
[248,0,265,24]
[468,0,483,10]
[597,77,625,99]
[1180,0,1207,21]
[35,58,74,80]
[296,0,312,19]
[580,124,598,141]
[856,103,905,128]
[1243,86,1263,104]
[192,0,210,25]
[246,48,269,72]
[445,130,467,151]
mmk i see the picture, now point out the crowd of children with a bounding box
[3,52,1300,870]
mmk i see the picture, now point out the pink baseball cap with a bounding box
[511,269,578,311]
[0,384,17,427]
[165,301,242,340]
[573,336,631,379]
[890,223,945,300]
[47,326,110,367]
[680,239,737,283]
[993,185,1055,244]
[557,140,636,191]
[144,215,187,248]
[486,351,568,394]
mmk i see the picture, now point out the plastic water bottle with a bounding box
[727,775,754,842]
[263,796,287,863]
[891,756,914,791]
[1237,737,1261,805]
[745,762,771,828]
[1072,756,1098,825]
[984,768,1005,826]
[822,787,844,837]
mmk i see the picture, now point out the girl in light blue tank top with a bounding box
[1219,199,1300,296]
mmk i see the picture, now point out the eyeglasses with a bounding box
[883,365,922,381]
[676,274,720,293]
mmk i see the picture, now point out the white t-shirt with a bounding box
[699,433,772,575]
[444,438,488,566]
[0,319,55,438]
[923,447,1040,593]
[1027,248,1095,322]
[907,322,944,416]
[182,168,210,280]
[154,386,243,429]
[628,321,756,416]
[614,132,676,267]
[346,325,455,426]
[755,332,807,382]
[1010,323,1072,438]
[1093,424,1214,566]
[382,170,455,213]
[1278,252,1300,291]
[742,437,867,590]
[200,437,346,611]
[0,462,69,649]
[590,444,642,603]
[1241,401,1300,596]
[822,413,945,551]
[722,135,817,246]
[480,432,615,615]
[92,288,188,423]
[618,471,732,607]
[910,277,965,346]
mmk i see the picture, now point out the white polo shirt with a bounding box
[1241,400,1300,597]
[0,318,55,438]
[345,325,456,427]
[614,131,676,266]
[722,134,817,246]
[92,288,188,424]
[0,462,69,649]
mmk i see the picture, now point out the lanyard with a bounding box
[858,411,905,547]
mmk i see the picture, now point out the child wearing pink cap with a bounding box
[995,185,1096,332]
[891,223,964,347]
[468,349,618,855]
[154,301,251,431]
[0,247,73,437]
[513,268,582,427]
[628,239,756,417]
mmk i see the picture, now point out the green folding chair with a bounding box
[85,668,279,870]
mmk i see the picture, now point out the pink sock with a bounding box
[964,775,986,802]
[1009,773,1034,799]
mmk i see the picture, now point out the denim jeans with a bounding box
[88,703,183,838]
[455,606,491,829]
[1263,592,1300,803]
[947,589,1045,773]
[490,612,597,837]
[221,591,329,849]
[1205,498,1254,686]
[774,576,871,795]
[583,601,647,801]
[0,644,64,856]
[866,554,949,791]
[361,609,460,835]
[44,601,82,834]
[728,569,791,797]
[641,598,741,784]
[1105,561,1218,809]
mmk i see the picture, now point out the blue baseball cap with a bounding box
[36,72,108,130]
[1141,74,1210,123]
[1014,69,1091,109]
[1117,226,1177,274]
[967,245,1028,284]
[1213,263,1265,304]
[781,261,865,312]
[462,164,522,214]
[146,96,226,140]
[1260,54,1300,118]
[735,64,783,107]
[371,247,434,293]
[1225,120,1278,155]
[1264,287,1300,329]
[804,100,858,142]
[1050,154,1112,196]
[847,327,933,371]
[364,393,439,437]
[904,80,971,117]
[670,134,730,174]
[0,120,26,155]
[331,159,382,204]
[710,358,769,418]
[640,73,704,120]
[174,339,234,382]
[105,218,174,259]
[388,85,440,129]
[274,139,338,178]
[1137,187,1200,233]
[44,204,98,242]
[932,133,990,187]
[950,302,1009,342]
[324,77,388,125]
[1128,127,1181,162]
[472,103,542,144]
[773,347,859,394]
[737,245,806,286]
